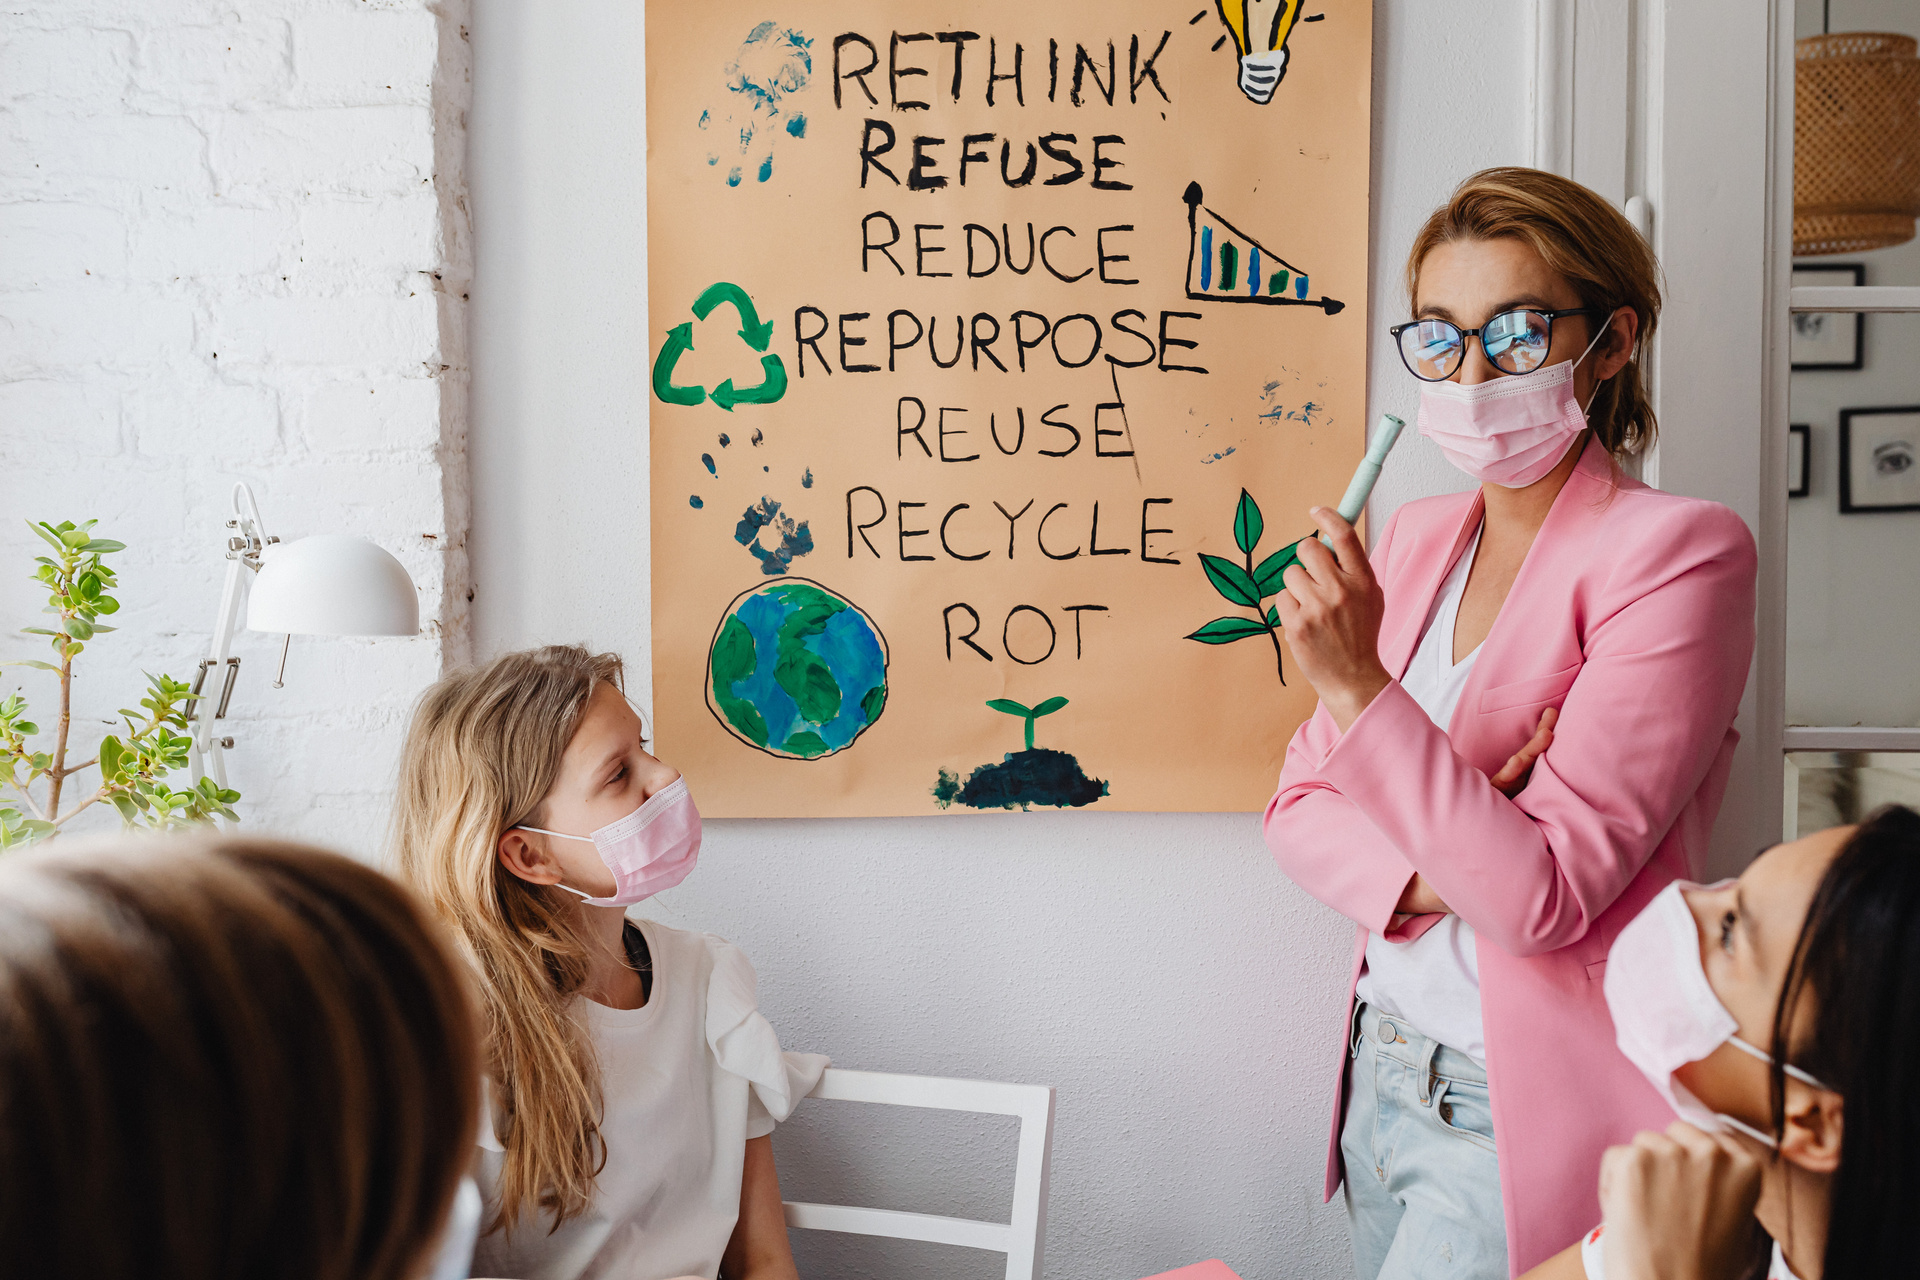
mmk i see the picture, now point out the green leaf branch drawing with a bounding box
[1184,489,1314,684]
[986,695,1068,750]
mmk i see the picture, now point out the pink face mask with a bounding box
[1603,879,1829,1148]
[1416,323,1609,488]
[515,776,702,907]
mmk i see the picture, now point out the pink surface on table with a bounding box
[1137,1263,1242,1280]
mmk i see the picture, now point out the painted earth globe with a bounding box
[706,578,888,759]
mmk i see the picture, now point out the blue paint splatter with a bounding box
[690,495,704,508]
[1258,401,1321,425]
[726,23,813,113]
[1202,447,1238,464]
[763,465,770,472]
[734,497,814,575]
[801,467,814,489]
[750,427,764,446]
[701,453,717,475]
[1257,377,1322,426]
[718,433,731,447]
[704,25,813,189]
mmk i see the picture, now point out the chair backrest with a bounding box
[781,1067,1055,1280]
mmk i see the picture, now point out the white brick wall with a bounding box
[0,0,472,859]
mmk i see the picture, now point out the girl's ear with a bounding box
[498,829,566,887]
[1777,1084,1843,1175]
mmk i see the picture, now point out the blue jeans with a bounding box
[1341,1003,1507,1280]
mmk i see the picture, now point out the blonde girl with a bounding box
[394,644,825,1280]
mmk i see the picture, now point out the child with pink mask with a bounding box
[393,644,826,1280]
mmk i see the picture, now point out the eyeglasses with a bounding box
[1389,308,1606,382]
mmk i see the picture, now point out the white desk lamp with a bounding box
[186,482,420,790]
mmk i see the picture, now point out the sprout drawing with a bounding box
[985,696,1068,750]
[1184,489,1314,684]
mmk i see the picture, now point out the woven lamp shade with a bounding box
[1794,32,1920,256]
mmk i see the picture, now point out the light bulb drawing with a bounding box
[1215,0,1304,104]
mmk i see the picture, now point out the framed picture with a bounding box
[1789,423,1810,498]
[1791,263,1866,370]
[1839,407,1920,513]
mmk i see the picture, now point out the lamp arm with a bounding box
[188,552,247,788]
[188,481,271,790]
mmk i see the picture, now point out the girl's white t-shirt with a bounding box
[1581,1223,1800,1280]
[472,916,829,1280]
[1354,525,1488,1064]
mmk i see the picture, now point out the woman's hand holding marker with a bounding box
[1272,506,1392,732]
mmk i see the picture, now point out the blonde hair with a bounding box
[391,644,627,1233]
[0,832,478,1280]
[1407,166,1663,459]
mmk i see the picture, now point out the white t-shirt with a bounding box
[1354,525,1487,1063]
[1581,1223,1800,1280]
[472,917,829,1280]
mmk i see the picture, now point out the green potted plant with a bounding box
[0,520,240,847]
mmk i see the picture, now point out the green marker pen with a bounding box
[1321,413,1405,542]
[1267,414,1407,573]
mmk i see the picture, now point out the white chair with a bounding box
[781,1067,1055,1280]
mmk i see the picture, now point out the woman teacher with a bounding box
[1264,167,1757,1280]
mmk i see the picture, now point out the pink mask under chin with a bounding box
[1415,339,1602,487]
[515,776,702,907]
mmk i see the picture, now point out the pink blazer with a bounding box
[1264,439,1757,1275]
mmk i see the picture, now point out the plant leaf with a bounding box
[1253,540,1307,594]
[1233,489,1264,555]
[61,616,94,640]
[1186,616,1271,644]
[1199,553,1262,608]
[99,735,122,781]
[27,522,65,552]
[1030,696,1068,717]
[1266,603,1282,628]
[80,539,125,553]
[984,698,1031,717]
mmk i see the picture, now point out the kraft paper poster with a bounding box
[648,2,1373,816]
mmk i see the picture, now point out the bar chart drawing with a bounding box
[1181,182,1344,314]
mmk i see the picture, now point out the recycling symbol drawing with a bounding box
[652,282,789,411]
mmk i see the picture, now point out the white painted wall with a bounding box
[0,1,471,855]
[467,5,1527,1278]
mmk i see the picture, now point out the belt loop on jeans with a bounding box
[1416,1036,1442,1106]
